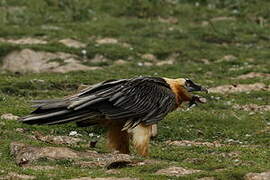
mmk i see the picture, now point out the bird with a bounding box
[20,76,207,156]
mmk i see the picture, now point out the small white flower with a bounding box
[69,131,78,136]
[81,49,87,55]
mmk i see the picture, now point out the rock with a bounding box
[76,152,133,169]
[15,128,28,133]
[0,113,20,120]
[95,38,131,48]
[166,140,223,147]
[105,169,121,175]
[0,172,35,180]
[104,153,132,169]
[244,171,270,180]
[53,58,101,73]
[10,142,134,168]
[156,166,201,177]
[10,142,79,166]
[2,49,100,73]
[59,39,86,48]
[0,37,47,45]
[90,54,109,63]
[143,62,153,67]
[96,38,118,44]
[200,59,210,64]
[33,131,84,145]
[209,83,269,94]
[235,72,270,79]
[141,54,157,61]
[114,59,127,65]
[217,55,237,62]
[156,60,174,66]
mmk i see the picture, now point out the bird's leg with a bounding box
[107,122,130,154]
[150,124,158,138]
[132,123,151,156]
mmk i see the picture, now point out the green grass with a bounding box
[0,0,270,179]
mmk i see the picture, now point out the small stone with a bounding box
[2,172,36,180]
[114,59,127,65]
[137,62,143,66]
[141,54,157,61]
[96,38,118,44]
[59,39,86,48]
[244,171,270,180]
[69,131,78,136]
[156,60,174,66]
[156,166,201,177]
[0,113,20,120]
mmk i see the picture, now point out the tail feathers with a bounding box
[20,108,100,125]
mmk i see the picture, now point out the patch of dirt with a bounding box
[96,38,118,44]
[166,140,224,147]
[132,159,161,166]
[96,38,131,48]
[10,142,134,169]
[90,54,109,63]
[105,169,121,175]
[156,166,201,177]
[198,177,216,180]
[235,72,270,79]
[217,55,237,62]
[0,37,47,45]
[158,16,178,24]
[114,59,127,65]
[0,172,35,180]
[211,16,236,22]
[23,165,55,170]
[156,60,174,66]
[33,131,84,145]
[138,53,178,67]
[0,113,20,120]
[244,171,270,180]
[233,104,270,112]
[59,39,86,48]
[209,83,269,94]
[141,54,157,61]
[69,178,138,180]
[1,49,101,73]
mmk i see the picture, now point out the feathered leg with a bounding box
[107,122,130,154]
[151,124,158,138]
[132,123,151,156]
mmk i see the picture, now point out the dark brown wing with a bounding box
[20,77,177,128]
[98,77,177,127]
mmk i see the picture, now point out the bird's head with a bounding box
[176,78,208,106]
[164,78,207,106]
[181,78,208,93]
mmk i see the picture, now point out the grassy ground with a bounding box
[0,0,269,179]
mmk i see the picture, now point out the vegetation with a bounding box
[0,0,269,179]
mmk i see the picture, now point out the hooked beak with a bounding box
[185,79,208,93]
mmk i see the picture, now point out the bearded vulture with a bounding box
[20,76,207,156]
